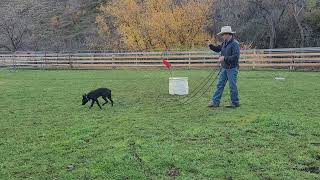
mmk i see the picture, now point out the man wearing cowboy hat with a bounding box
[208,26,240,108]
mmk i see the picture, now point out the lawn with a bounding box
[0,69,319,179]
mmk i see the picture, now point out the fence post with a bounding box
[290,50,295,71]
[91,52,94,70]
[69,52,72,69]
[37,51,42,69]
[135,52,138,66]
[56,52,59,70]
[11,51,17,71]
[253,49,256,70]
[44,51,47,69]
[112,54,115,69]
[188,52,191,70]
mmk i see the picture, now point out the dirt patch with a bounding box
[300,166,320,174]
[66,164,75,171]
[288,132,299,136]
[310,142,320,146]
[245,129,258,134]
[128,141,152,179]
[167,166,180,179]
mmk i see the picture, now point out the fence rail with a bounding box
[1,48,320,70]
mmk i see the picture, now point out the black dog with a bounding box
[82,88,114,110]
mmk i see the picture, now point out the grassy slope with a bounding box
[0,69,319,179]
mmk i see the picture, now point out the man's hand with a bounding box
[206,39,213,46]
[219,56,225,63]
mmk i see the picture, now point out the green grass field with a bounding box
[0,69,319,179]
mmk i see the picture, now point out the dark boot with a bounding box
[225,103,240,108]
[208,101,220,108]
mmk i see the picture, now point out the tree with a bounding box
[288,0,306,47]
[304,0,320,31]
[1,0,319,51]
[0,19,31,51]
[97,0,212,50]
[0,0,34,51]
[248,0,288,48]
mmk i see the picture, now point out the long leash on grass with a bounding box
[159,66,221,108]
[179,68,217,102]
[179,61,234,106]
[179,67,222,105]
[179,60,233,106]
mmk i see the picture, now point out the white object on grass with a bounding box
[169,77,189,95]
[275,77,286,80]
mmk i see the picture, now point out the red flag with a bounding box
[162,59,172,69]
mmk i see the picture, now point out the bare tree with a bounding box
[288,0,305,47]
[0,0,34,51]
[0,0,319,50]
[0,19,31,51]
[248,0,288,48]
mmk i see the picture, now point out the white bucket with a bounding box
[169,77,189,95]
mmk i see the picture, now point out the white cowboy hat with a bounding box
[217,26,236,35]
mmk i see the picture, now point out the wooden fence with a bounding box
[1,48,320,70]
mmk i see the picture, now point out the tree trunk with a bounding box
[293,11,305,48]
[269,21,276,49]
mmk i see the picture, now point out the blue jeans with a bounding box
[212,68,239,105]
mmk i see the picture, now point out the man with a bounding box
[208,26,240,108]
